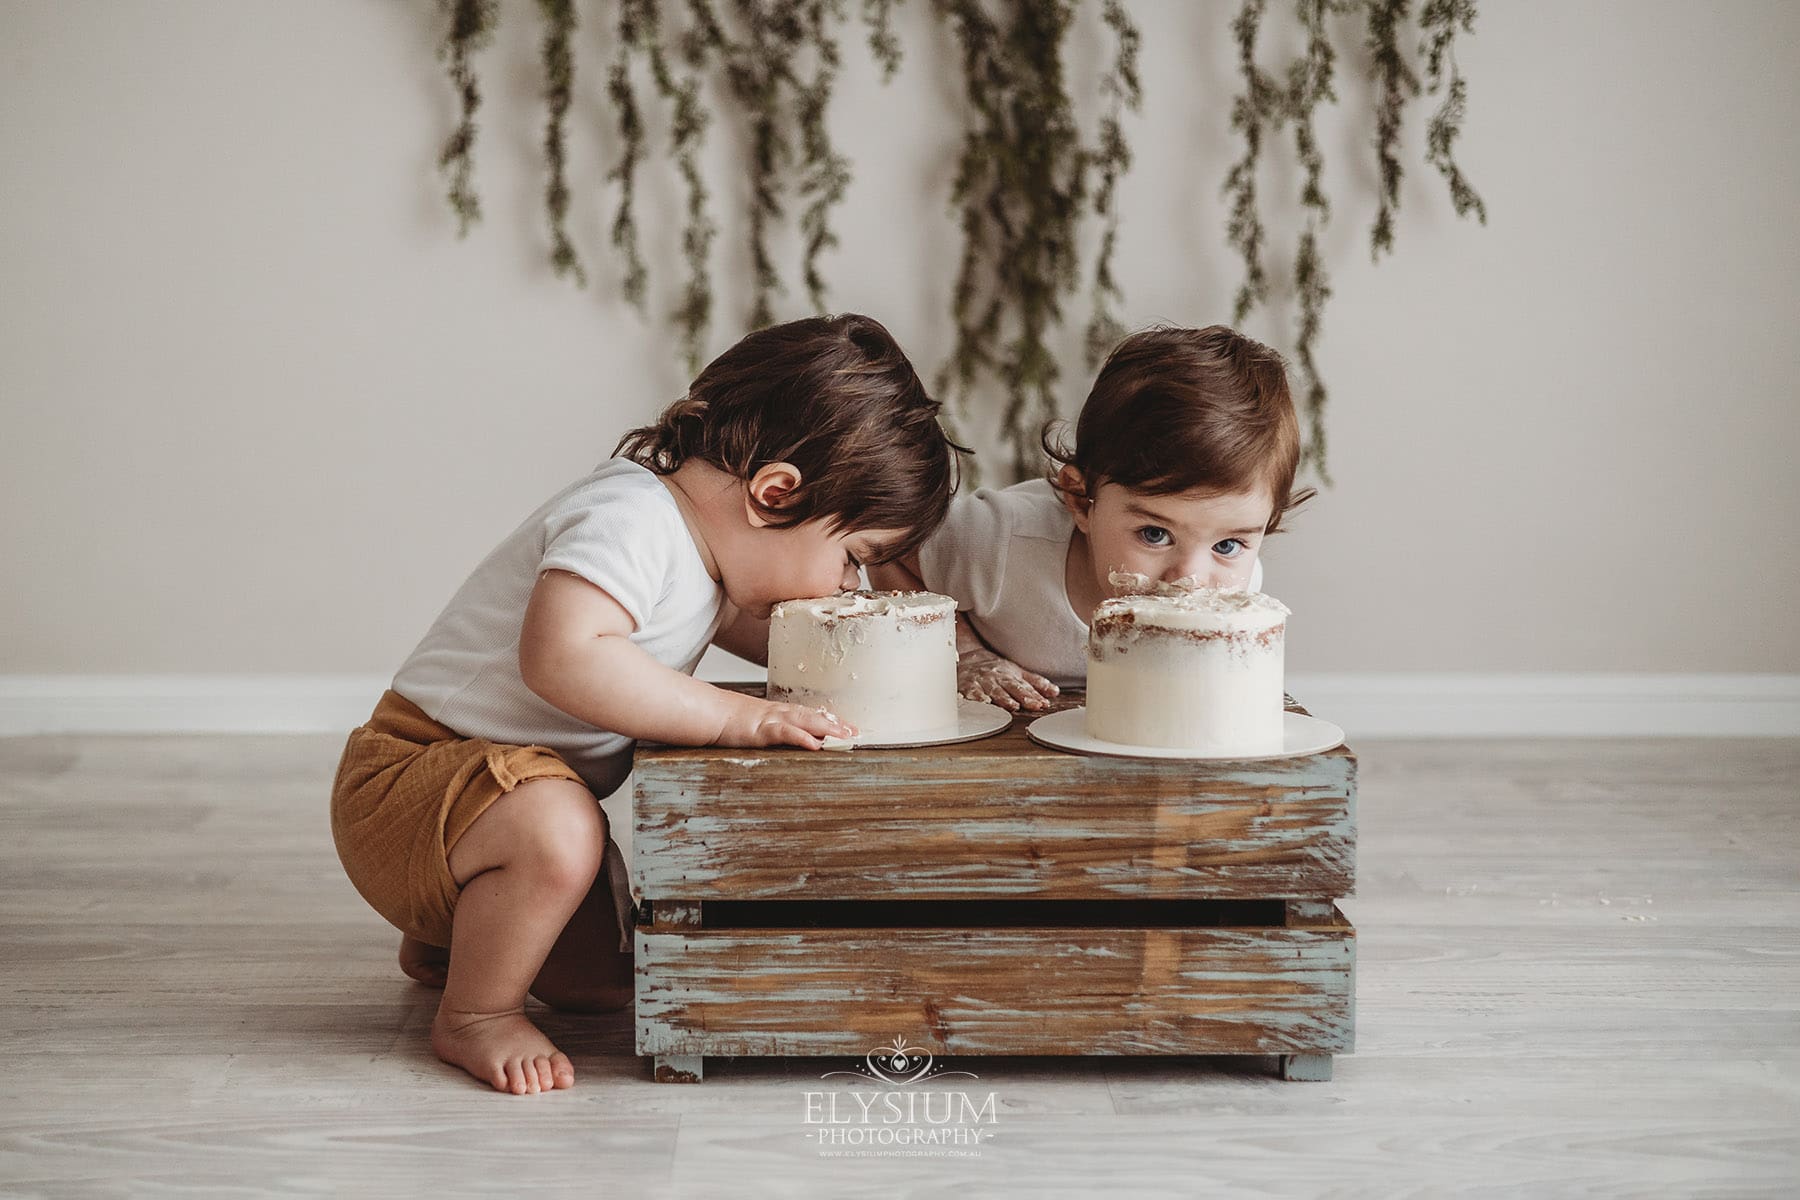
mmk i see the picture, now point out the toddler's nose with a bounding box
[1163,560,1220,588]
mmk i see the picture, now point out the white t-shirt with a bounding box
[393,459,727,803]
[916,479,1263,687]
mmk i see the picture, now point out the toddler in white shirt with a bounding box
[874,325,1310,711]
[332,314,959,1095]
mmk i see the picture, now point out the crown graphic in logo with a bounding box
[865,1035,935,1085]
[820,1034,980,1086]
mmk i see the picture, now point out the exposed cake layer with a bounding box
[1087,581,1288,753]
[1096,571,1290,638]
[766,590,958,739]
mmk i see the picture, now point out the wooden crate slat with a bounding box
[634,756,1354,900]
[635,922,1354,1058]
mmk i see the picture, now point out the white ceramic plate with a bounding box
[822,699,1014,750]
[1026,707,1344,761]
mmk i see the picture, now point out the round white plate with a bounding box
[823,699,1014,750]
[1027,707,1344,761]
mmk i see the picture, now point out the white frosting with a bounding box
[766,591,958,739]
[1086,581,1288,753]
[1096,571,1289,635]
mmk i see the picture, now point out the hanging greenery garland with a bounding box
[537,0,585,286]
[436,0,499,237]
[1082,0,1142,371]
[427,0,1486,485]
[1419,0,1487,225]
[1289,0,1341,486]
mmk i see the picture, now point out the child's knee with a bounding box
[508,778,606,894]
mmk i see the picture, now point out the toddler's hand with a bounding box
[717,696,858,750]
[958,648,1059,713]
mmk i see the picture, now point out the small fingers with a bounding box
[972,675,1019,711]
[1023,671,1059,698]
[786,726,825,750]
[775,704,855,740]
[803,705,858,739]
[1000,674,1049,711]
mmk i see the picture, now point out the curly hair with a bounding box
[1044,325,1314,535]
[616,314,965,563]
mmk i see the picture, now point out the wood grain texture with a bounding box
[636,919,1354,1058]
[2,732,1796,1196]
[634,692,1355,901]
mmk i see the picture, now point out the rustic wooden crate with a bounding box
[633,691,1355,1083]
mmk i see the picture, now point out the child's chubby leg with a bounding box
[528,872,634,1012]
[432,776,604,1095]
[399,873,630,1005]
[398,934,448,988]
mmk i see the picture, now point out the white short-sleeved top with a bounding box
[392,459,727,802]
[916,479,1263,687]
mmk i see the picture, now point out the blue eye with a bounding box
[1137,526,1172,548]
[1213,538,1246,558]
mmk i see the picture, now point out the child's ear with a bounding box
[1055,465,1093,533]
[745,462,803,528]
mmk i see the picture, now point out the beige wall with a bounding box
[2,0,1796,678]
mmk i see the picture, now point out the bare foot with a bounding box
[430,1004,575,1095]
[398,934,449,988]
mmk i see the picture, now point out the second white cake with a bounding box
[766,590,958,740]
[1086,576,1290,754]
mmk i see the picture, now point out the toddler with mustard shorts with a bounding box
[331,314,959,1095]
[873,325,1312,709]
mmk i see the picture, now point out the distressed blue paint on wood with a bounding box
[1280,1053,1333,1081]
[633,690,1357,1079]
[635,921,1355,1059]
[652,1054,703,1083]
[633,703,1357,902]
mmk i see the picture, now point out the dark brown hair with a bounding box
[616,313,962,563]
[1044,325,1315,535]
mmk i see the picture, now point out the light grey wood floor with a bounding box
[1,734,1796,1198]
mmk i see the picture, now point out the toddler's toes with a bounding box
[432,1007,573,1095]
[505,1059,530,1095]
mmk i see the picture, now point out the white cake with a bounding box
[1085,573,1290,753]
[766,590,959,740]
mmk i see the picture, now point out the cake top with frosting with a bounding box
[770,589,955,623]
[1094,571,1289,634]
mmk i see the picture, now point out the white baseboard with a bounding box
[1,669,1796,738]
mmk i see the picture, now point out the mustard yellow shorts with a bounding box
[329,690,634,953]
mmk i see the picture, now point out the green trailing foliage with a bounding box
[606,1,651,308]
[436,0,499,237]
[937,0,1089,482]
[797,0,853,315]
[1083,0,1141,370]
[1419,0,1486,225]
[1366,0,1419,262]
[1223,0,1284,326]
[429,0,1486,486]
[862,0,904,79]
[538,0,585,286]
[1289,0,1343,486]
